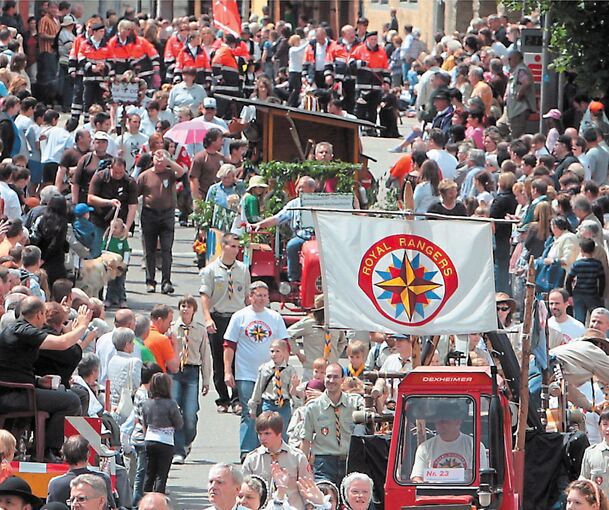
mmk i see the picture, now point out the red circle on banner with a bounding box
[357,234,458,326]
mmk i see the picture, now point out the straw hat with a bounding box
[495,292,516,313]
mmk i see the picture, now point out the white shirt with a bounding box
[96,330,117,385]
[116,131,147,172]
[314,40,328,71]
[0,181,21,220]
[548,315,586,346]
[427,149,458,180]
[411,433,487,482]
[14,114,34,159]
[224,306,288,382]
[40,125,71,163]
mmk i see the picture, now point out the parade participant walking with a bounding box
[169,295,211,465]
[78,22,110,123]
[243,412,311,510]
[137,149,186,294]
[190,128,226,201]
[200,232,250,414]
[174,30,211,85]
[301,362,364,485]
[348,31,389,126]
[248,339,299,439]
[224,281,288,460]
[87,157,137,259]
[211,33,243,119]
[302,27,347,90]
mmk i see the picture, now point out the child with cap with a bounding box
[72,203,96,254]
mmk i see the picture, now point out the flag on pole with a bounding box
[213,0,241,37]
[313,212,498,335]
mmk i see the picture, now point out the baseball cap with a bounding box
[590,101,605,113]
[203,97,217,109]
[542,108,561,120]
[61,14,77,26]
[74,203,94,216]
[93,131,110,141]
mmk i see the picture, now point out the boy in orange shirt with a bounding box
[145,304,179,373]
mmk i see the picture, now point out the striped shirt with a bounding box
[38,14,60,53]
[566,258,605,296]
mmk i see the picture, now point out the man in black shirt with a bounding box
[87,157,137,258]
[0,296,92,461]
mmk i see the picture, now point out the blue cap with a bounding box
[74,203,94,216]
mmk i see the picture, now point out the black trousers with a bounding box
[82,81,105,123]
[287,72,302,107]
[141,207,175,286]
[70,75,84,120]
[0,387,82,450]
[354,89,382,125]
[210,312,238,406]
[144,440,173,493]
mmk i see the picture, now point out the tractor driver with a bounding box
[410,400,487,483]
[252,176,317,283]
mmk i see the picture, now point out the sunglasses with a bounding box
[496,305,511,312]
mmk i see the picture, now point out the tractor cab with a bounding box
[384,367,518,510]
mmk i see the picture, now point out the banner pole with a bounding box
[298,207,518,224]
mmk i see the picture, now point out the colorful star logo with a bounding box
[375,252,443,320]
[247,322,270,342]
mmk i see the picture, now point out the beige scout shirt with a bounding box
[243,441,312,510]
[302,391,364,457]
[248,361,299,414]
[199,258,251,314]
[170,317,211,386]
[288,317,347,379]
[580,440,609,494]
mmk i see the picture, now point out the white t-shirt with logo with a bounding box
[548,315,586,346]
[224,306,288,381]
[411,432,487,482]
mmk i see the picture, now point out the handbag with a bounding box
[116,359,135,421]
[534,237,565,293]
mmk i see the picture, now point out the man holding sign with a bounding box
[410,399,487,483]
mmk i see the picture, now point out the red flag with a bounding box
[213,0,242,38]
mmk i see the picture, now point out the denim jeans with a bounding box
[90,225,106,258]
[261,400,291,441]
[313,455,346,486]
[105,272,127,304]
[236,379,259,455]
[287,236,306,281]
[132,443,147,506]
[171,366,200,457]
[572,293,603,324]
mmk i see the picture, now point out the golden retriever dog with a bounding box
[77,252,127,297]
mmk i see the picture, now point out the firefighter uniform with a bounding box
[164,32,188,82]
[348,35,390,126]
[107,35,160,86]
[68,33,86,122]
[78,35,111,123]
[337,38,362,113]
[174,44,211,85]
[302,39,347,89]
[211,44,243,119]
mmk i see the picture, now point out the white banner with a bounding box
[313,212,498,335]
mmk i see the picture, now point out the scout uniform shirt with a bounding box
[170,317,211,385]
[243,440,311,510]
[580,440,609,494]
[199,258,251,314]
[248,360,299,415]
[302,390,364,457]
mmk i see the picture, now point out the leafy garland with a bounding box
[259,160,361,214]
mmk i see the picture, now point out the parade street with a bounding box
[121,131,404,509]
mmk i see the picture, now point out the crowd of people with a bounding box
[0,2,608,510]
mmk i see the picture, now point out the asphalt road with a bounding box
[121,125,412,508]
